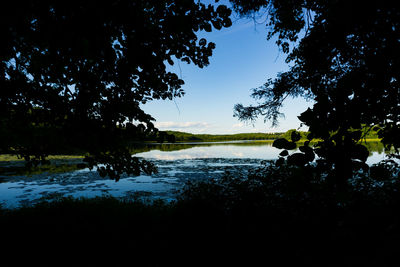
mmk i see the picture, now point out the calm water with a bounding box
[0,141,388,208]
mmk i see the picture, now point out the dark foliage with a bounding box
[232,0,400,185]
[2,162,400,266]
[0,0,231,178]
[176,161,400,266]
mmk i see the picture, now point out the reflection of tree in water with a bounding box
[131,141,385,155]
[1,141,385,177]
[130,141,276,154]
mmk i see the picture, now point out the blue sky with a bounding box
[142,3,312,134]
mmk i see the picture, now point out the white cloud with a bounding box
[232,123,244,128]
[154,121,211,132]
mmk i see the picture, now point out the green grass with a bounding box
[0,154,86,176]
[0,154,84,162]
[0,163,86,176]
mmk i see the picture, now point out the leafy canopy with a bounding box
[232,0,400,183]
[0,0,232,178]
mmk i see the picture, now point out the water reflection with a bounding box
[135,141,387,162]
[135,143,281,160]
[0,141,389,208]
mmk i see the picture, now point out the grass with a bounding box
[0,154,84,162]
[0,163,86,176]
[0,159,399,266]
[0,154,86,176]
[1,188,399,266]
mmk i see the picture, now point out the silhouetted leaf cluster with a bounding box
[232,0,400,186]
[0,0,231,178]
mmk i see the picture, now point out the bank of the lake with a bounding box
[0,140,388,208]
[1,140,398,266]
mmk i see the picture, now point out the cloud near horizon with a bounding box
[232,122,244,128]
[154,121,211,132]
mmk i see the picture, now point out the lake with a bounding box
[0,141,388,208]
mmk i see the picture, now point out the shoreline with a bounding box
[0,139,383,162]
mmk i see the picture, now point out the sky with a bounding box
[141,2,312,134]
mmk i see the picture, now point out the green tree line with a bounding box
[154,127,380,143]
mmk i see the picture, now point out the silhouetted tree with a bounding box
[0,0,231,178]
[232,0,400,189]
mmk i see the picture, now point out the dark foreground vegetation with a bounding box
[2,162,399,267]
[2,1,400,266]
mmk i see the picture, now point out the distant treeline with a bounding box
[163,131,286,142]
[155,126,381,143]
